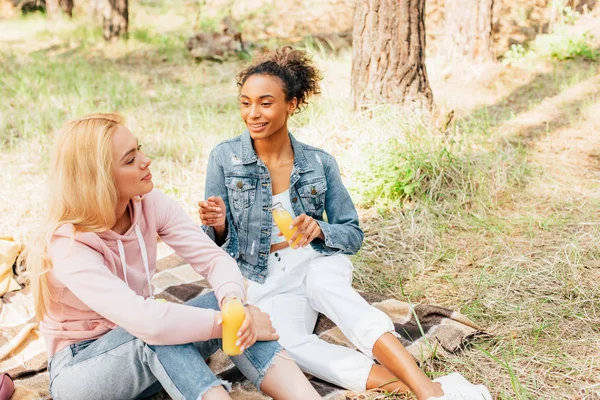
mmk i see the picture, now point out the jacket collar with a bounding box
[240,130,313,173]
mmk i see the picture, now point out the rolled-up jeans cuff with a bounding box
[357,319,395,358]
[196,379,232,399]
[231,343,284,391]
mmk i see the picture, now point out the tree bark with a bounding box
[351,0,433,118]
[45,0,73,19]
[101,0,128,41]
[443,0,494,64]
[59,0,73,17]
[89,0,103,19]
[45,0,61,19]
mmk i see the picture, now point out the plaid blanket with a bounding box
[3,242,485,400]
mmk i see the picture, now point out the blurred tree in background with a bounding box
[442,0,494,64]
[44,0,72,19]
[99,0,128,41]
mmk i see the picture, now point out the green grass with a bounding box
[353,121,528,212]
[537,31,599,61]
[0,51,141,146]
[502,27,600,65]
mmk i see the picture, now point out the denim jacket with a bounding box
[203,131,364,283]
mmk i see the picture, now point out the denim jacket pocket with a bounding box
[298,179,327,215]
[226,176,258,211]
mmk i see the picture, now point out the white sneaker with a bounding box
[426,372,492,400]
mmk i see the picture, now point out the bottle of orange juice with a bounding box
[270,202,302,247]
[221,293,246,356]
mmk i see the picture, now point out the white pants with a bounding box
[247,246,395,391]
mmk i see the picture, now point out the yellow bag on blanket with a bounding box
[0,237,22,297]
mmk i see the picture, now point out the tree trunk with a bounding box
[59,0,73,17]
[89,0,103,19]
[443,0,494,64]
[45,0,61,19]
[101,0,128,41]
[45,0,73,19]
[351,0,433,118]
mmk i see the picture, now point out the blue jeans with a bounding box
[48,292,282,400]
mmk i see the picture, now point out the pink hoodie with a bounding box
[41,189,245,357]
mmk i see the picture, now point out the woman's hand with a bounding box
[247,305,279,341]
[235,307,257,351]
[198,196,226,227]
[289,214,325,248]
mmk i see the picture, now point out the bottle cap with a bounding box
[224,291,242,302]
[270,202,283,212]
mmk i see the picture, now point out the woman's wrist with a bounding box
[315,221,325,240]
[214,221,228,244]
[215,222,227,233]
[212,312,223,338]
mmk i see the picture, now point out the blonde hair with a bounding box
[23,113,124,319]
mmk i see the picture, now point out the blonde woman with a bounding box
[25,114,321,400]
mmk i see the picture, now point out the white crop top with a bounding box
[271,189,296,245]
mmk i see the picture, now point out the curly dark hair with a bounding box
[236,47,322,114]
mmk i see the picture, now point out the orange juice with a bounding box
[271,202,302,246]
[221,294,246,356]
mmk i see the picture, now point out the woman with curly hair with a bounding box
[199,47,492,400]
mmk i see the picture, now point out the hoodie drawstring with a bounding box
[116,224,154,300]
[117,240,129,286]
[135,225,154,299]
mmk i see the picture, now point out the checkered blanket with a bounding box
[3,242,485,399]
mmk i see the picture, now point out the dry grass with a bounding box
[1,3,600,399]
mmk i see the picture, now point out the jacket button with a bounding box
[292,197,298,203]
[237,181,243,188]
[311,187,317,195]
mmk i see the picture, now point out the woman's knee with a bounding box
[304,272,331,299]
[276,332,318,354]
[229,339,282,389]
[184,291,219,310]
[306,257,353,296]
[243,337,283,362]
